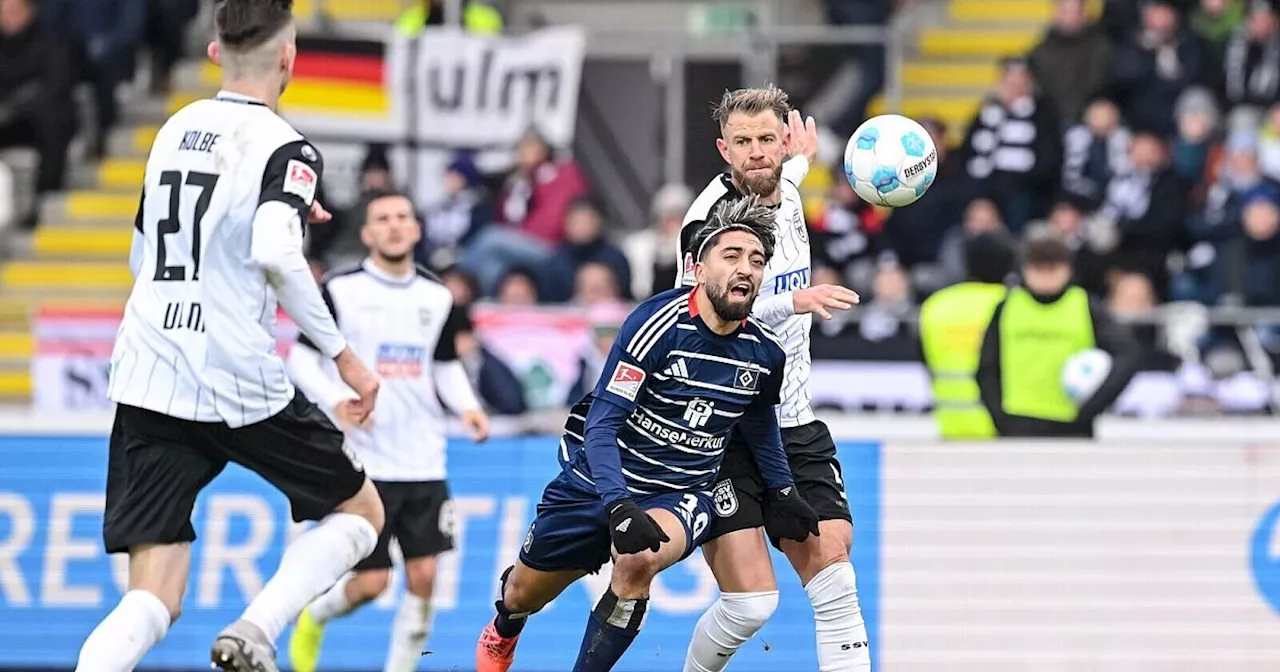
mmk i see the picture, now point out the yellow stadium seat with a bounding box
[33,228,132,258]
[2,262,132,291]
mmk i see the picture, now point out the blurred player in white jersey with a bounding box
[75,2,387,672]
[677,86,871,671]
[285,190,490,672]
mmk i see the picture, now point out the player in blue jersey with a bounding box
[474,196,821,672]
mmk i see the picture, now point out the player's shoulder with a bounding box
[411,265,454,302]
[618,287,692,353]
[682,173,739,227]
[320,263,366,291]
[744,316,786,362]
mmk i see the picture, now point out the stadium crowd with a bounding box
[6,0,1280,407]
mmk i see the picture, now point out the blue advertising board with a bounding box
[0,435,879,671]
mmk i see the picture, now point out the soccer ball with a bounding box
[844,114,938,208]
[1061,349,1113,403]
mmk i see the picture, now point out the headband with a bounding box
[694,223,765,263]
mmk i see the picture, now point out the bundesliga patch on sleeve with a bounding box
[283,159,317,204]
[606,361,646,402]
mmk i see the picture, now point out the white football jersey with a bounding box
[291,262,462,481]
[676,159,815,428]
[108,93,327,427]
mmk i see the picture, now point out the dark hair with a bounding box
[363,189,414,221]
[1021,226,1074,266]
[214,0,294,50]
[964,231,1015,284]
[688,195,777,263]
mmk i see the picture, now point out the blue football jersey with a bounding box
[560,286,787,496]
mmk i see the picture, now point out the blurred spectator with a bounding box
[1096,131,1188,298]
[936,198,1005,287]
[885,118,982,289]
[1235,182,1280,305]
[857,261,914,343]
[1061,97,1132,207]
[1258,102,1280,179]
[566,301,628,404]
[47,0,145,159]
[440,265,481,307]
[310,144,396,272]
[1171,86,1222,187]
[395,0,503,36]
[463,129,589,296]
[823,0,891,137]
[548,198,632,302]
[1174,129,1265,302]
[1108,270,1162,348]
[572,262,623,307]
[1029,0,1114,130]
[0,0,75,204]
[417,152,492,272]
[1221,0,1280,110]
[622,183,693,299]
[1046,198,1110,295]
[1110,0,1208,136]
[452,309,528,416]
[1192,0,1247,73]
[495,267,540,305]
[811,177,886,295]
[144,0,198,95]
[959,57,1062,233]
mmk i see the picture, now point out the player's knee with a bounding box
[350,569,391,602]
[337,478,385,534]
[722,590,779,631]
[501,567,548,614]
[405,559,438,599]
[611,551,663,595]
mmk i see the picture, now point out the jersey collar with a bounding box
[687,285,749,330]
[362,258,416,286]
[213,90,268,107]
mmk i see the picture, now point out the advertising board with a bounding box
[0,432,880,670]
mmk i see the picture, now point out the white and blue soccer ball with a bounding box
[844,114,938,208]
[1061,348,1113,403]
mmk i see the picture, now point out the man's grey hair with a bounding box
[711,85,790,131]
[690,195,777,264]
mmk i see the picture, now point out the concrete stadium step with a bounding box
[120,95,172,127]
[41,191,138,224]
[16,227,132,260]
[868,95,979,138]
[2,261,132,293]
[294,0,403,22]
[107,125,160,159]
[948,0,1102,24]
[0,332,35,361]
[917,27,1039,58]
[902,61,998,90]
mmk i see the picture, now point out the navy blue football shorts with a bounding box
[518,468,714,573]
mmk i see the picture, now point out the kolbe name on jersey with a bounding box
[676,163,817,428]
[108,94,329,427]
[558,287,787,495]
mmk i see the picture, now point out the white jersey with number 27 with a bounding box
[108,93,328,428]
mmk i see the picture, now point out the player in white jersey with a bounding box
[284,190,491,672]
[677,86,872,671]
[76,3,387,672]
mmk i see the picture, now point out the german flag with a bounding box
[197,36,389,116]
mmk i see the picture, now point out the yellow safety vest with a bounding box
[919,282,1008,439]
[396,2,504,36]
[998,286,1095,422]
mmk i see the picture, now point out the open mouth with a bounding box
[729,281,752,299]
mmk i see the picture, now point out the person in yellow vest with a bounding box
[976,227,1141,438]
[919,231,1016,439]
[396,0,504,36]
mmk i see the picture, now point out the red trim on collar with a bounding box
[688,285,748,327]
